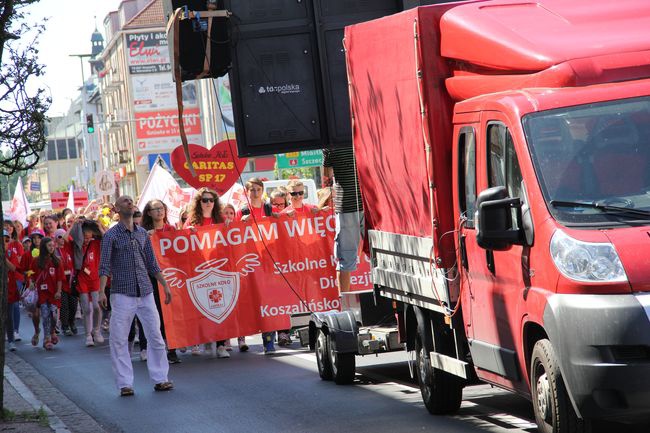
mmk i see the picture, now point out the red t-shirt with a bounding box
[20,250,35,275]
[56,243,74,293]
[156,224,176,232]
[5,250,21,304]
[30,259,65,306]
[282,204,317,215]
[8,240,24,281]
[77,240,101,293]
[235,206,267,221]
[184,217,215,228]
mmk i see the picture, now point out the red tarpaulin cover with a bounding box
[345,5,457,266]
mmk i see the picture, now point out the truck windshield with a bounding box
[523,96,650,226]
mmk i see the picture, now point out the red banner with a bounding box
[50,191,88,210]
[153,215,352,348]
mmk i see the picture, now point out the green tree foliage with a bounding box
[0,0,49,415]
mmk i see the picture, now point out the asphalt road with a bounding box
[12,314,649,433]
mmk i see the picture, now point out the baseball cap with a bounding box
[30,228,45,238]
[54,228,67,239]
[22,237,31,243]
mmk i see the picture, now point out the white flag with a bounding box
[7,177,30,226]
[66,185,75,213]
[221,182,246,209]
[138,164,194,226]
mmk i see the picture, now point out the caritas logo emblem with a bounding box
[165,255,260,324]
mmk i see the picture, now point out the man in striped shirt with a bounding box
[99,195,174,396]
[322,146,365,294]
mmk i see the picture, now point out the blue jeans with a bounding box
[5,303,16,343]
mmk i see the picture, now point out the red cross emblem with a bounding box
[209,289,223,304]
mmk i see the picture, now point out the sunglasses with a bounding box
[56,235,64,239]
[201,197,215,203]
[272,202,286,207]
[289,191,305,197]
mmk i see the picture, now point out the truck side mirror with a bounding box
[475,186,524,251]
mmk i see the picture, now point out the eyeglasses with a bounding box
[201,197,215,203]
[289,191,304,197]
[150,207,165,212]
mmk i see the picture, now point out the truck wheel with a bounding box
[531,339,588,433]
[327,333,356,385]
[316,329,333,381]
[416,328,463,415]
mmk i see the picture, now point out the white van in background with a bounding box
[263,179,318,205]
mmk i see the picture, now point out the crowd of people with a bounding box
[4,178,334,361]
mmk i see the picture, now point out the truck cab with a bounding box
[453,80,650,427]
[341,1,650,432]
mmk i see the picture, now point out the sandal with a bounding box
[51,334,59,345]
[120,387,134,397]
[43,339,53,351]
[154,381,174,392]
[31,333,39,347]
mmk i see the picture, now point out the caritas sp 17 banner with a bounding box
[152,215,342,349]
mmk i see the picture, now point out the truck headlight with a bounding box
[550,230,627,283]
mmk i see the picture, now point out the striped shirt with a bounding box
[99,222,161,297]
[322,146,364,213]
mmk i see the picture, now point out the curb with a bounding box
[4,366,70,433]
[5,352,110,433]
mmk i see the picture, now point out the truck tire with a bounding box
[327,333,356,385]
[316,328,333,381]
[531,339,589,433]
[416,327,463,415]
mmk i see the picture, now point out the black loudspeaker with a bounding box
[314,0,400,145]
[226,0,401,156]
[164,0,231,81]
[226,0,328,157]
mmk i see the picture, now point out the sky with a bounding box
[23,0,123,116]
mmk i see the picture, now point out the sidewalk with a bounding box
[2,352,109,433]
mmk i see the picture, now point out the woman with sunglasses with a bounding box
[141,199,181,364]
[184,188,230,358]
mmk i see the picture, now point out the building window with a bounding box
[67,138,78,159]
[56,139,68,160]
[47,140,57,160]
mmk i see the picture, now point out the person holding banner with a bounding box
[141,199,181,364]
[99,195,174,396]
[184,188,230,358]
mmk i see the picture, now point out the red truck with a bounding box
[309,1,650,432]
